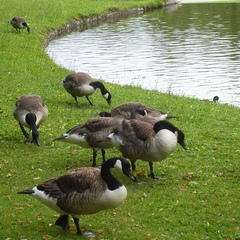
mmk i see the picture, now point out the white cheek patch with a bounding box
[103,93,109,100]
[174,130,178,138]
[157,114,168,120]
[114,159,123,171]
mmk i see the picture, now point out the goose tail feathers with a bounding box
[166,115,179,119]
[18,189,34,195]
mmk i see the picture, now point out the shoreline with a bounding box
[44,7,148,48]
[44,1,181,48]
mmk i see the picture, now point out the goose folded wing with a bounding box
[56,168,106,193]
[37,178,62,198]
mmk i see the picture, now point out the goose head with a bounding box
[99,111,112,117]
[101,157,135,185]
[213,96,219,103]
[103,92,112,105]
[153,120,186,150]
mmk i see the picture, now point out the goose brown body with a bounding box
[62,72,111,107]
[99,102,177,120]
[18,158,134,236]
[54,117,123,166]
[109,119,186,182]
[13,94,48,146]
[10,17,30,33]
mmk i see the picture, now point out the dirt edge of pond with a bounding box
[43,5,167,48]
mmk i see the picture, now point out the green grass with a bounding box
[1,0,240,239]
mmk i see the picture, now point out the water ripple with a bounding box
[46,3,240,107]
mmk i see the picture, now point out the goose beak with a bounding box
[53,134,68,141]
[125,171,135,182]
[180,142,187,150]
[33,138,40,146]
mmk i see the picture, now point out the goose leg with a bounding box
[73,96,79,107]
[149,162,164,180]
[73,217,96,237]
[101,149,106,164]
[55,214,70,231]
[19,123,29,138]
[85,96,94,106]
[92,149,97,167]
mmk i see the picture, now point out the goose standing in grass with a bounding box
[54,117,123,167]
[13,94,48,146]
[62,72,111,107]
[99,102,178,120]
[213,96,219,103]
[18,157,134,237]
[108,119,186,183]
[9,17,30,33]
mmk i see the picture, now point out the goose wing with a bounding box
[56,168,107,214]
[57,168,106,194]
[114,120,155,144]
[37,178,62,199]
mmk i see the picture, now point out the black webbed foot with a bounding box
[55,214,70,231]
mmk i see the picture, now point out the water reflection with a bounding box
[46,3,240,107]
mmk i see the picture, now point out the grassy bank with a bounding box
[1,0,240,239]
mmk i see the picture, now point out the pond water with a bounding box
[46,2,240,107]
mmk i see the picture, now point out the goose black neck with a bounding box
[22,22,30,33]
[90,82,108,95]
[26,113,39,145]
[101,161,122,191]
[26,113,37,126]
[130,109,147,119]
[153,120,177,134]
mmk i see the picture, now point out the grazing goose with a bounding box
[13,94,48,146]
[9,17,30,33]
[99,102,178,120]
[18,157,134,237]
[54,117,123,167]
[62,72,111,107]
[108,119,186,183]
[213,96,219,103]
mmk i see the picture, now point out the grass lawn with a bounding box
[1,0,240,239]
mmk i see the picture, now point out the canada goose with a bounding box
[62,72,111,107]
[13,94,48,146]
[202,96,220,103]
[9,17,30,33]
[213,96,219,103]
[108,119,186,183]
[99,102,177,120]
[54,117,123,167]
[17,157,134,237]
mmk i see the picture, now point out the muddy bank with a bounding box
[44,8,150,47]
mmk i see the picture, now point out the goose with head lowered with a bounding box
[99,102,178,120]
[108,119,186,183]
[54,117,123,167]
[13,94,48,146]
[62,72,111,107]
[18,157,134,237]
[9,16,30,33]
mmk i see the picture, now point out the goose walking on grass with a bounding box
[18,157,134,237]
[9,17,30,33]
[54,117,123,167]
[108,119,186,183]
[99,102,178,120]
[62,72,111,107]
[13,94,48,146]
